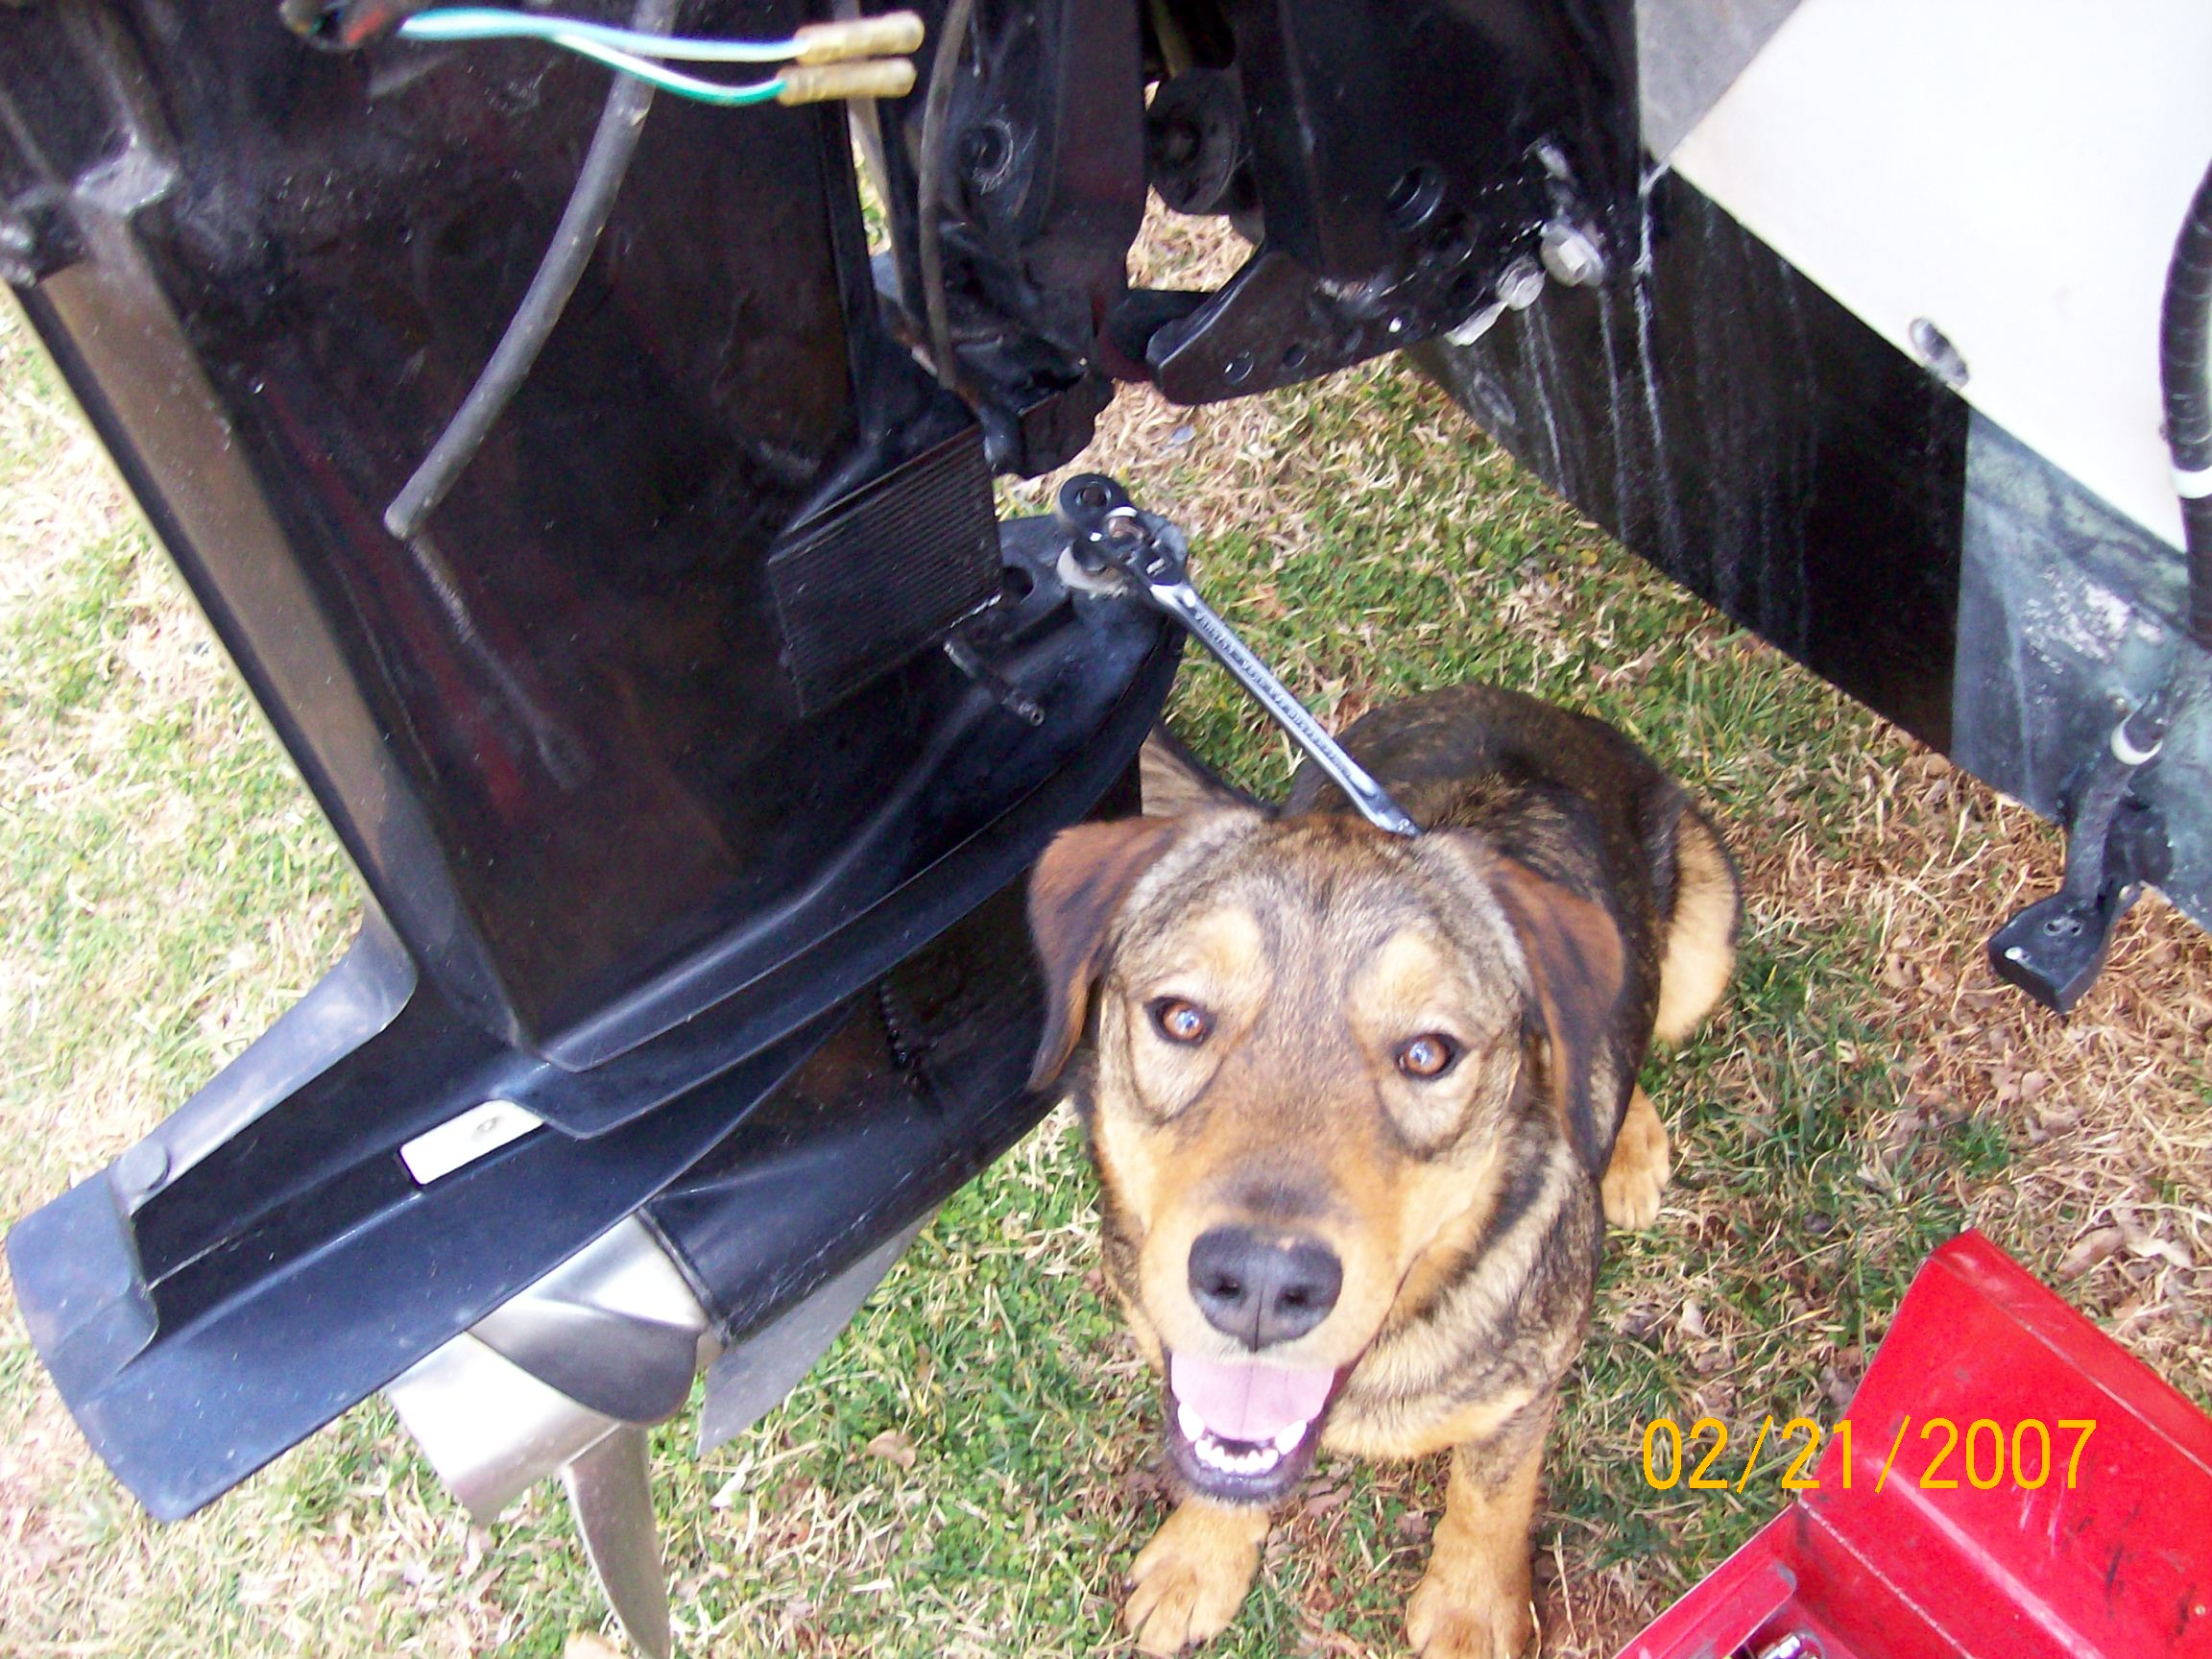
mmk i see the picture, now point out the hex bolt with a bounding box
[1540,222,1606,287]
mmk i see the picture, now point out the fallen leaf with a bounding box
[2058,1227,2124,1279]
[1301,1482,1352,1520]
[565,1634,623,1659]
[1615,1302,1663,1340]
[2125,1233,2194,1271]
[865,1429,918,1471]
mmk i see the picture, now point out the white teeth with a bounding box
[1171,1390,1321,1479]
[1190,1428,1286,1478]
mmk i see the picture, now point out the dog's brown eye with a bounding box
[1396,1033,1459,1078]
[1149,998,1213,1045]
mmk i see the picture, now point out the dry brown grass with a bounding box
[1783,758,2212,1391]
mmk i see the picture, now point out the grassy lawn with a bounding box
[3,209,2207,1658]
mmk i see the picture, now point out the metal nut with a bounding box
[1539,222,1606,287]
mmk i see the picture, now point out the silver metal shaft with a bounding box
[1136,572,1420,836]
[1055,477,1419,837]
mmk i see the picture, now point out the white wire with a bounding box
[398,8,802,61]
[546,31,784,102]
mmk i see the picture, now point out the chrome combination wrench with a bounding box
[1053,473,1420,837]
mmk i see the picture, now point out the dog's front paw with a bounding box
[1122,1501,1265,1654]
[1406,1565,1534,1659]
[1601,1086,1670,1230]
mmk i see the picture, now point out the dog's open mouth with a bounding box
[1165,1352,1342,1502]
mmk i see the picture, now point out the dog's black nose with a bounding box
[1188,1227,1343,1349]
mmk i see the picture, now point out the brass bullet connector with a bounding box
[776,58,917,103]
[789,11,925,64]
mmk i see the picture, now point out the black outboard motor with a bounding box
[1,2,1174,1644]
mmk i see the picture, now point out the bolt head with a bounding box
[114,1139,171,1200]
[1539,223,1606,287]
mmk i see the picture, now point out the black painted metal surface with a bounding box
[1129,0,1638,404]
[1419,171,1967,753]
[4,0,1020,1064]
[1220,0,1637,284]
[872,0,1146,474]
[1955,415,2212,930]
[8,504,1174,1520]
[648,870,1112,1342]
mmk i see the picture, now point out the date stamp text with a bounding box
[1639,1414,2098,1493]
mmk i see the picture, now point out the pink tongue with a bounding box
[1169,1353,1334,1443]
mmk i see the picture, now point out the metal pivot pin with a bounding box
[1054,474,1420,837]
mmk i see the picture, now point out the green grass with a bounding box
[3,266,2206,1659]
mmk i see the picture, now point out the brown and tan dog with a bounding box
[1025,685,1739,1658]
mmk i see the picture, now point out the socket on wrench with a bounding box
[1053,474,1420,837]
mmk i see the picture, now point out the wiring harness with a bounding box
[299,2,926,539]
[396,8,920,106]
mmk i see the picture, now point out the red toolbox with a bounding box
[1617,1231,2212,1659]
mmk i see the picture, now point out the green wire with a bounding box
[398,8,799,60]
[548,34,784,104]
[396,10,788,105]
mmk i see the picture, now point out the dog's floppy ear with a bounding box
[1486,855,1626,1176]
[1140,724,1266,816]
[1025,816,1188,1090]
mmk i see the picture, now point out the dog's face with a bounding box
[1028,808,1622,1504]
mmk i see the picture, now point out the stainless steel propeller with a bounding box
[386,1214,926,1657]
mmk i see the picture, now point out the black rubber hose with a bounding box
[384,0,678,541]
[916,0,976,394]
[2160,153,2212,650]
